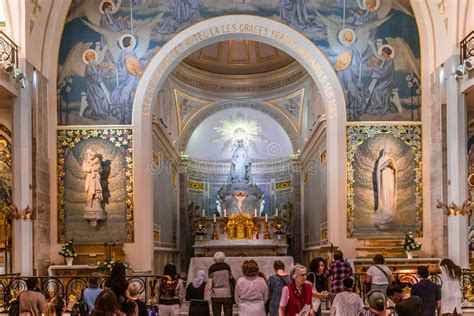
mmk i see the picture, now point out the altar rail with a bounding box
[0,271,473,313]
[316,271,474,311]
[0,275,163,314]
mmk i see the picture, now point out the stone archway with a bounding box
[131,15,346,271]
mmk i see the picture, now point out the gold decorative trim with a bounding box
[188,180,204,191]
[276,180,292,190]
[264,88,305,133]
[320,150,327,165]
[173,89,213,135]
[57,128,134,243]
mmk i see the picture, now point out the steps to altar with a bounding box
[356,239,407,258]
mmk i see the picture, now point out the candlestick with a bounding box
[254,209,257,217]
[212,222,219,240]
[213,214,216,223]
[276,208,279,217]
[224,209,227,217]
[265,214,268,222]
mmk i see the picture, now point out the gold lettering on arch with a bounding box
[147,22,339,119]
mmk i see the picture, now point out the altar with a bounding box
[193,214,289,256]
[194,239,288,257]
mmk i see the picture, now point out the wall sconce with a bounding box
[0,203,45,220]
[436,199,473,216]
[454,57,474,79]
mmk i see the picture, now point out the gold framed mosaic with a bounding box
[57,129,134,243]
[346,125,422,238]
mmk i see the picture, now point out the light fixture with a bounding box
[465,56,474,71]
[11,68,27,88]
[456,64,465,77]
[2,62,13,73]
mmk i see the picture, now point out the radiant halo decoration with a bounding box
[377,44,395,59]
[82,49,99,65]
[211,113,268,153]
[357,0,380,11]
[99,0,120,15]
[338,28,356,46]
[118,34,137,50]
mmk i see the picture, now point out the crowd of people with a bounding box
[14,252,464,316]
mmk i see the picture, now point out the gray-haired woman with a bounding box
[279,264,314,316]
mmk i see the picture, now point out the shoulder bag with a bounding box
[306,272,321,312]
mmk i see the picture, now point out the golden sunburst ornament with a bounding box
[211,113,268,154]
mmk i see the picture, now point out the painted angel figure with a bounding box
[315,11,390,119]
[280,0,312,30]
[365,46,395,115]
[83,13,163,124]
[109,35,142,124]
[58,42,110,122]
[83,49,111,117]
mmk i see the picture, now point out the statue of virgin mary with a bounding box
[230,140,251,184]
[374,147,396,230]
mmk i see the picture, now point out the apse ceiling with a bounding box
[185,107,293,161]
[183,40,295,75]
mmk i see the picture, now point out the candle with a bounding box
[276,208,279,217]
[213,214,216,223]
[224,209,227,217]
[265,214,268,222]
[202,208,205,217]
[254,209,257,217]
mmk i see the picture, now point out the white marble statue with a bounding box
[82,148,106,226]
[230,140,251,183]
[374,147,396,230]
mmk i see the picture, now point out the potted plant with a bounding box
[272,223,286,240]
[59,240,77,266]
[194,224,207,241]
[403,232,421,259]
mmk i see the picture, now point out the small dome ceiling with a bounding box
[185,107,293,161]
[183,40,295,75]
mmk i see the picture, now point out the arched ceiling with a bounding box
[183,40,295,75]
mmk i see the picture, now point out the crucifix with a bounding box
[232,192,249,214]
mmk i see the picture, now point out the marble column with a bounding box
[445,55,469,268]
[12,59,34,275]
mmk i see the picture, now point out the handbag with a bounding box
[204,278,213,301]
[366,265,390,293]
[306,272,321,312]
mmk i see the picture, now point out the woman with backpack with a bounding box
[267,260,290,316]
[154,263,184,316]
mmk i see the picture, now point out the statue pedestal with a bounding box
[84,206,106,227]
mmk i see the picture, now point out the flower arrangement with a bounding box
[194,224,207,235]
[404,232,421,252]
[272,223,286,235]
[96,259,115,273]
[59,240,77,258]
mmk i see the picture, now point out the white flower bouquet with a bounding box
[59,240,77,258]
